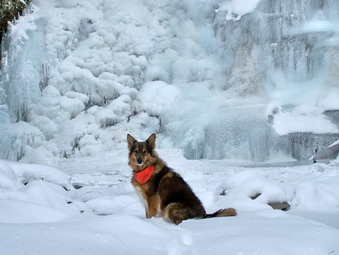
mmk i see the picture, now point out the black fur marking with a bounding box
[129,144,136,157]
[158,171,205,217]
[146,166,170,196]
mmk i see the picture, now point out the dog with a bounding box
[127,133,237,224]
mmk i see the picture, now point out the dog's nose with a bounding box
[137,158,142,164]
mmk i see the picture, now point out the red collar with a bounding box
[133,166,155,184]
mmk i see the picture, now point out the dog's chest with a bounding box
[134,185,148,208]
[132,179,152,203]
[132,178,161,215]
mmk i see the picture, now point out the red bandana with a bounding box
[134,166,155,184]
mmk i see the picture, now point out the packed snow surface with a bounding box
[1,150,339,254]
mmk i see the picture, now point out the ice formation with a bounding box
[0,0,338,162]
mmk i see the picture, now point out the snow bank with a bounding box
[0,160,81,224]
[7,161,72,190]
[272,111,338,135]
[222,169,293,207]
[218,165,339,213]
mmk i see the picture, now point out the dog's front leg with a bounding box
[145,205,157,218]
[145,206,151,218]
[146,195,160,218]
[145,201,155,218]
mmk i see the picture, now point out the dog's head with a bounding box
[127,134,157,172]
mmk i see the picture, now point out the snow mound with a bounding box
[0,160,82,223]
[220,167,339,212]
[7,161,73,190]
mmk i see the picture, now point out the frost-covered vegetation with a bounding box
[0,0,32,41]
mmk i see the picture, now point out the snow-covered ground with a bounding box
[1,149,339,255]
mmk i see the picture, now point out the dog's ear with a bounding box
[146,133,156,150]
[127,134,136,150]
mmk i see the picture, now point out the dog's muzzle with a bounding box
[137,158,143,165]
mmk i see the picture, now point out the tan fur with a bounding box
[213,208,237,217]
[128,133,237,224]
[132,179,161,218]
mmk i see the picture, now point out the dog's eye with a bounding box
[143,151,147,154]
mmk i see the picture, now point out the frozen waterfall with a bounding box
[0,5,47,161]
[0,0,338,163]
[174,0,339,161]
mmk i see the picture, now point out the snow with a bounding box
[8,161,72,190]
[0,160,81,225]
[0,199,72,223]
[218,0,262,21]
[294,19,339,35]
[318,88,339,111]
[272,111,338,136]
[137,81,180,117]
[8,4,39,44]
[329,140,339,148]
[1,151,339,254]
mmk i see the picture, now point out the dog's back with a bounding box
[156,166,206,224]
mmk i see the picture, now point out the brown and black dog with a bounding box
[127,133,237,224]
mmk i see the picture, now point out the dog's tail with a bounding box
[204,208,237,218]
